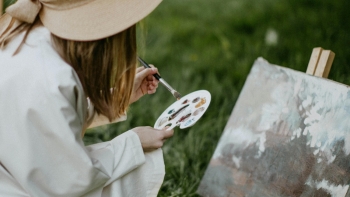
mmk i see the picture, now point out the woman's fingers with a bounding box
[130,64,160,104]
[136,67,158,82]
[132,126,174,152]
[136,66,145,73]
[136,67,159,95]
[162,127,174,139]
[147,83,158,94]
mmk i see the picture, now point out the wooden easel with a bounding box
[0,0,3,15]
[306,47,335,78]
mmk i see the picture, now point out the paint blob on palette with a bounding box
[154,90,211,130]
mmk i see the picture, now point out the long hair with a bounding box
[0,18,137,122]
[51,25,137,122]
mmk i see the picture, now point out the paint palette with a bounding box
[154,90,211,130]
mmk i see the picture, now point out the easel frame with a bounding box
[306,47,335,78]
[0,0,3,15]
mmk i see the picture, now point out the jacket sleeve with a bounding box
[1,61,145,197]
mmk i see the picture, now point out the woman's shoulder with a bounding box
[0,24,85,106]
[1,25,82,91]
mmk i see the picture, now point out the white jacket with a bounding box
[0,24,164,197]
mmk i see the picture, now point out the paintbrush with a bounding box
[137,57,181,100]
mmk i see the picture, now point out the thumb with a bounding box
[162,127,174,139]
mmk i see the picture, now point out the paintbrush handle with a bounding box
[159,78,176,93]
[137,57,161,80]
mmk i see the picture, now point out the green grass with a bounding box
[88,0,350,196]
[4,0,350,196]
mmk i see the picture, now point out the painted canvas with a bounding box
[197,58,350,197]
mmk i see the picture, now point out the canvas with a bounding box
[197,58,350,197]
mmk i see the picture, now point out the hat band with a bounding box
[6,0,42,24]
[0,0,42,50]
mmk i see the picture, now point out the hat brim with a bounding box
[39,0,162,41]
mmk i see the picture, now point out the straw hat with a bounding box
[2,0,162,41]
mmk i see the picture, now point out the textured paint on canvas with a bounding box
[198,58,350,197]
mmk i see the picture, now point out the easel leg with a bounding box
[0,0,3,15]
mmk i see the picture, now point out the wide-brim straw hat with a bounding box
[40,0,162,41]
[2,0,162,41]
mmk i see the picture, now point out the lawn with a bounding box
[3,0,350,196]
[90,0,350,196]
[117,0,349,196]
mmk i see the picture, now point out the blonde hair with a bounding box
[1,18,137,122]
[51,25,137,121]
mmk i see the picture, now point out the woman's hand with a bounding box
[129,66,159,104]
[132,126,174,152]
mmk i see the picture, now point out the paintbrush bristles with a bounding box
[173,91,181,100]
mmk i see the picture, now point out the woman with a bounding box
[0,0,173,196]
